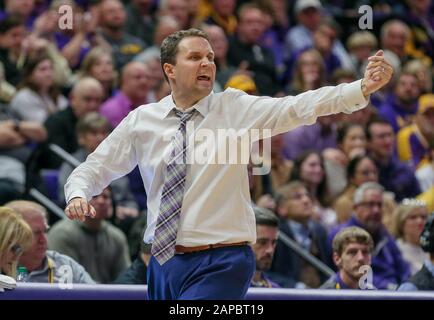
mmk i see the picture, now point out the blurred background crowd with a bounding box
[0,0,434,290]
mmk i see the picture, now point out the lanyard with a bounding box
[47,258,54,284]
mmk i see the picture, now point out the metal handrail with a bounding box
[29,188,65,219]
[278,232,335,277]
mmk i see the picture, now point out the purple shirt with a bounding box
[282,122,337,160]
[329,216,411,290]
[379,94,418,133]
[100,91,135,128]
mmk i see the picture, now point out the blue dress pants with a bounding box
[147,245,255,300]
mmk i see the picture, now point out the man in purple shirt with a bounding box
[100,61,150,127]
[328,182,411,290]
[379,71,420,133]
[366,117,421,201]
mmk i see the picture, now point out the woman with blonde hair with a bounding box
[0,207,33,278]
[394,199,430,275]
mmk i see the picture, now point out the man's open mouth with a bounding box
[197,75,211,81]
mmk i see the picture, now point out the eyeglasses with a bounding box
[358,201,383,208]
[10,244,23,256]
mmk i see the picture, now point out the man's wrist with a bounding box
[361,78,369,97]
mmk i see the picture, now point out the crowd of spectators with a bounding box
[0,0,433,290]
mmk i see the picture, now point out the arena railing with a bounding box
[1,283,434,300]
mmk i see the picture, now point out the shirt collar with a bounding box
[424,260,434,276]
[160,91,212,119]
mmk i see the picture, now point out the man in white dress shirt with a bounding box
[64,28,393,300]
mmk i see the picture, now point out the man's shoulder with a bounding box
[46,250,81,267]
[49,219,80,236]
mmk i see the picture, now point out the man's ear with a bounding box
[333,252,342,268]
[163,63,175,80]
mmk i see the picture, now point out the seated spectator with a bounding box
[38,77,104,169]
[250,206,280,288]
[379,71,420,133]
[202,0,237,36]
[398,214,434,291]
[10,53,68,123]
[125,0,156,46]
[157,0,191,30]
[58,112,139,221]
[283,48,327,95]
[329,182,411,289]
[77,47,117,101]
[100,61,150,128]
[5,200,94,283]
[1,0,36,30]
[332,155,396,228]
[284,0,352,71]
[269,181,332,288]
[394,199,430,275]
[366,117,421,201]
[0,206,32,278]
[0,15,26,86]
[257,0,290,79]
[347,31,378,78]
[284,19,342,85]
[113,226,150,285]
[227,3,281,96]
[403,59,432,95]
[51,0,109,70]
[48,187,131,283]
[100,0,147,70]
[323,122,367,198]
[321,226,375,290]
[290,151,336,229]
[380,20,414,66]
[0,101,47,202]
[397,94,434,170]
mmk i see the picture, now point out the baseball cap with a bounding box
[224,74,257,94]
[418,94,434,114]
[294,0,323,15]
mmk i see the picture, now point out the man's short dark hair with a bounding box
[253,206,279,227]
[0,15,24,34]
[365,116,392,141]
[160,28,209,77]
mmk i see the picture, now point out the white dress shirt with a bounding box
[65,80,368,246]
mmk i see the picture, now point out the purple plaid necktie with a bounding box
[151,109,196,265]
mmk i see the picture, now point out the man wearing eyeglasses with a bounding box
[5,200,94,284]
[328,182,411,289]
